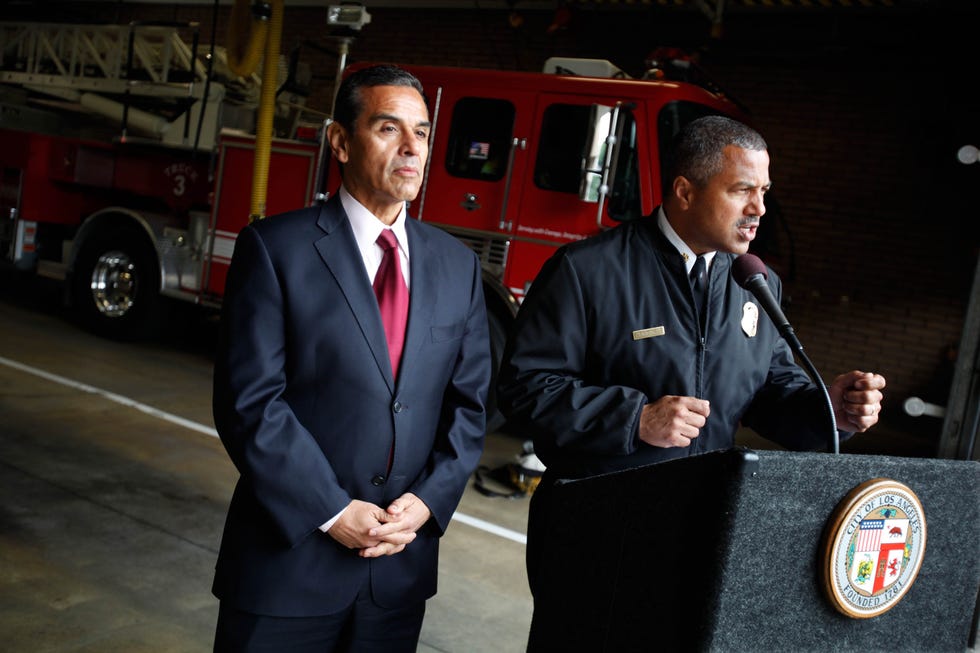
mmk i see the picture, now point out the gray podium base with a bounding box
[526,448,980,652]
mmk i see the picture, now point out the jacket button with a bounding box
[392,401,403,413]
[371,475,386,486]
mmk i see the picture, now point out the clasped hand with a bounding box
[328,493,431,558]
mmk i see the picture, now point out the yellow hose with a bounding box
[249,0,283,222]
[226,0,268,78]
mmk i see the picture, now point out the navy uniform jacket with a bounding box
[211,195,490,617]
[498,214,844,484]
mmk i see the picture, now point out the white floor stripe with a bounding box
[0,355,220,437]
[0,354,527,544]
[452,511,527,544]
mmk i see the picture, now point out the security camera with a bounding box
[327,4,372,31]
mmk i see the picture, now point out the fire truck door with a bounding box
[416,89,535,236]
[504,94,646,300]
[514,94,641,241]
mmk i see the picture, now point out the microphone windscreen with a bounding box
[732,253,768,288]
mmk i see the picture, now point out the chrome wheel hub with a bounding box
[90,250,137,317]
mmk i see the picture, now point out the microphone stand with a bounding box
[734,255,841,455]
[781,329,840,455]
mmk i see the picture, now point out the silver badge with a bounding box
[741,302,758,337]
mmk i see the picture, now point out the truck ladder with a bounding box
[0,21,226,149]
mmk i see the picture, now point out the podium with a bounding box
[526,448,980,652]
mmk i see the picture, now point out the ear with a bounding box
[327,121,351,164]
[672,176,695,210]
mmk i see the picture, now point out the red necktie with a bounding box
[373,230,409,378]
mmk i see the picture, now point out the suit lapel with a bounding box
[313,197,394,390]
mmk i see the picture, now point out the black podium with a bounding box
[526,448,980,652]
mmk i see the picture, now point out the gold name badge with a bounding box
[632,326,665,340]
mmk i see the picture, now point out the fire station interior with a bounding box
[0,1,978,651]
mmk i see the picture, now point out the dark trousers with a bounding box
[213,583,426,653]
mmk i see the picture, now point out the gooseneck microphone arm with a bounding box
[732,254,840,454]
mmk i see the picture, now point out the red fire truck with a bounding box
[0,18,322,339]
[0,18,749,425]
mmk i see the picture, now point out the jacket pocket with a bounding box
[430,322,465,342]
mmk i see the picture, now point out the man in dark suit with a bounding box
[211,64,491,652]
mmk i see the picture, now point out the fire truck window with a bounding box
[534,104,590,193]
[535,103,641,221]
[445,98,515,182]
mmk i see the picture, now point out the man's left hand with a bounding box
[359,493,432,558]
[830,370,886,433]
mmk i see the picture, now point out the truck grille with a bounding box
[449,231,509,280]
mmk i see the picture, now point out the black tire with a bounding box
[486,309,509,433]
[71,226,160,340]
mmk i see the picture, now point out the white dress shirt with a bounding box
[319,186,412,534]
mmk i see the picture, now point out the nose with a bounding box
[749,189,766,217]
[401,132,425,158]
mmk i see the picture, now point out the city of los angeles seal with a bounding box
[821,478,926,618]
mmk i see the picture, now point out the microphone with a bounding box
[732,253,839,454]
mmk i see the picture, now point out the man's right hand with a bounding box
[327,499,390,550]
[327,499,420,558]
[637,396,710,448]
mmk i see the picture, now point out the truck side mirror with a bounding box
[579,104,614,203]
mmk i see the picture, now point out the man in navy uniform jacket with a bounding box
[497,115,886,650]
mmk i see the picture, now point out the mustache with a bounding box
[737,217,761,228]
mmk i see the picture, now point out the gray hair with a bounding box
[668,115,767,187]
[332,64,425,133]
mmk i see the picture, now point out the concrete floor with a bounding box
[0,277,961,652]
[0,285,532,652]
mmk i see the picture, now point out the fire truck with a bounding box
[0,14,750,427]
[0,16,324,339]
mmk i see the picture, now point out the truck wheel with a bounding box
[486,310,508,433]
[71,227,159,340]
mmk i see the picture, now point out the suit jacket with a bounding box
[211,195,490,617]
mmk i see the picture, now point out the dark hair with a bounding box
[667,115,767,187]
[332,64,425,132]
